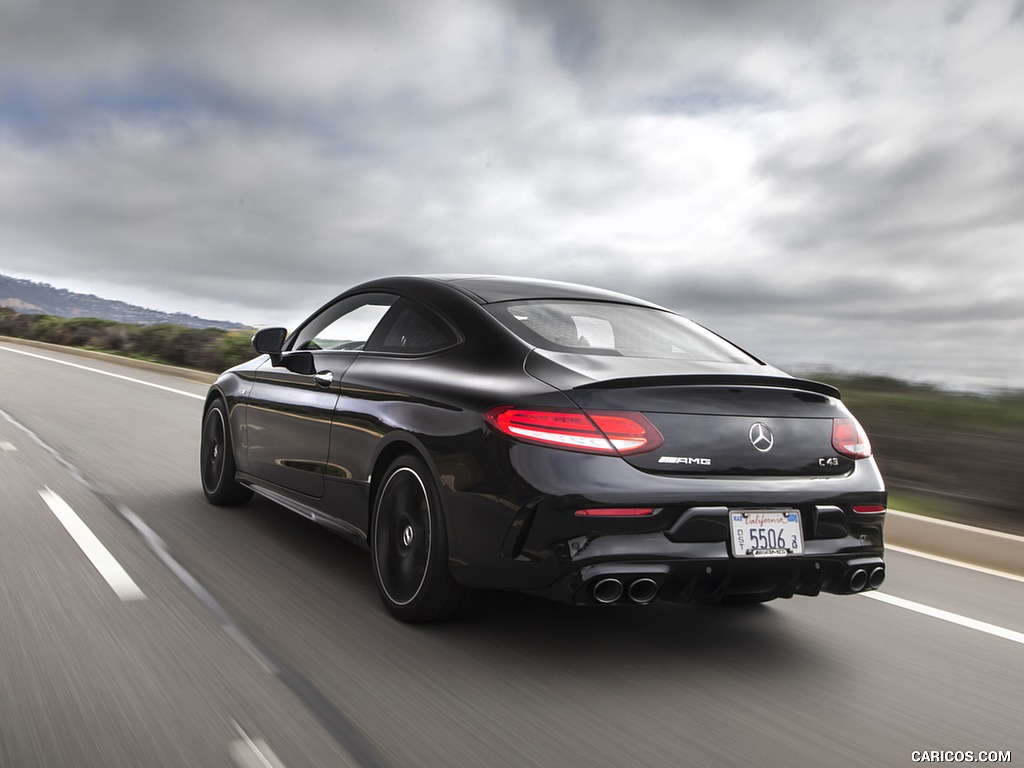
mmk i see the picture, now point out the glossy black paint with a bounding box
[204,275,886,607]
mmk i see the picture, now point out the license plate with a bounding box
[729,509,803,557]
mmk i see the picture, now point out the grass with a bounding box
[808,372,1024,436]
[887,491,966,520]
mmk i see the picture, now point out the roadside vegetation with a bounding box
[0,307,255,372]
[810,372,1024,534]
[2,307,1020,533]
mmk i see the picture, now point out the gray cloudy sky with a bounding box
[2,0,1023,389]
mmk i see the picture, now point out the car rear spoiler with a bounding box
[573,374,842,399]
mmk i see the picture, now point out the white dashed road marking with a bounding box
[38,488,146,602]
[230,721,288,768]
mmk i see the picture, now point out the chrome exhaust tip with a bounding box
[868,566,885,590]
[593,578,624,604]
[849,568,868,593]
[627,578,659,604]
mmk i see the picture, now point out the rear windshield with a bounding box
[489,300,755,363]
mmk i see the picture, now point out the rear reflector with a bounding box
[575,508,656,517]
[852,505,887,514]
[484,407,663,455]
[832,418,872,459]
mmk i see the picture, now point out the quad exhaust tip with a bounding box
[846,565,885,593]
[593,578,624,604]
[628,578,659,604]
[849,568,869,593]
[869,566,885,590]
[592,577,659,604]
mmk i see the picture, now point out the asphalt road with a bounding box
[0,340,1020,768]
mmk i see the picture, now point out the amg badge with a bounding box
[658,456,712,466]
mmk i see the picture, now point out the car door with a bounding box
[324,297,462,531]
[245,292,397,497]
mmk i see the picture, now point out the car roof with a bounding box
[418,274,666,308]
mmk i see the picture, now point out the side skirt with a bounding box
[236,473,369,548]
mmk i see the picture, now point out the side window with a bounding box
[292,293,397,351]
[366,299,458,354]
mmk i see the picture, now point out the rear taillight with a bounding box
[832,417,872,459]
[484,407,664,455]
[575,507,656,517]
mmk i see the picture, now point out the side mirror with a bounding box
[252,327,288,365]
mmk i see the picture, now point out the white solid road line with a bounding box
[887,543,1024,584]
[860,591,1024,646]
[0,441,16,451]
[38,488,146,602]
[888,508,1024,543]
[0,344,205,400]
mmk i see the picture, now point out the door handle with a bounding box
[313,370,334,388]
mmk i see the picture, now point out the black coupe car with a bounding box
[200,275,886,621]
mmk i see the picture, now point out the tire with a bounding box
[371,455,476,622]
[200,399,253,506]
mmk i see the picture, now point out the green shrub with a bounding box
[218,331,258,369]
[0,308,255,373]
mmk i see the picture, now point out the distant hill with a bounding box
[0,274,246,330]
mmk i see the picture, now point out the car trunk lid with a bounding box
[525,351,851,477]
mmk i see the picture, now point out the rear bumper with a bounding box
[443,443,886,604]
[452,533,885,604]
[531,552,886,605]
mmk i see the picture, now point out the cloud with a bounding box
[1,0,1022,388]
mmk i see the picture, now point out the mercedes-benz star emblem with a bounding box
[749,422,775,452]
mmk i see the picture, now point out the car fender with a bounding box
[368,429,444,507]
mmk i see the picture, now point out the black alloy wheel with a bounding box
[200,399,253,506]
[371,455,476,622]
